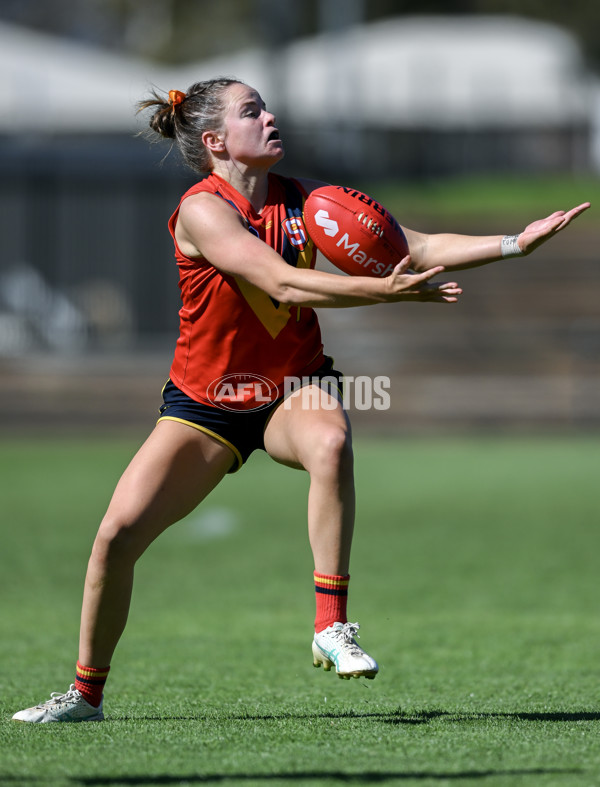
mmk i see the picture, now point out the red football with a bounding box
[303,185,409,278]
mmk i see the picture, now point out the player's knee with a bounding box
[91,514,145,566]
[308,424,353,479]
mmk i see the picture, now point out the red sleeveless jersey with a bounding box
[167,172,325,408]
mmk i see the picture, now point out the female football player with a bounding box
[13,77,588,722]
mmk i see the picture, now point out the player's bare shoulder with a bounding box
[178,190,240,228]
[176,191,246,258]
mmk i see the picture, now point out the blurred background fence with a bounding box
[0,0,598,433]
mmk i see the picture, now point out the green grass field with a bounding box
[1,434,600,787]
[359,175,599,225]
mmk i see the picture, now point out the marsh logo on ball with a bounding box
[313,210,339,237]
[207,373,278,411]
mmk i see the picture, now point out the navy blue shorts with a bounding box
[157,358,343,472]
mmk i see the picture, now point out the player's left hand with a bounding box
[517,202,591,255]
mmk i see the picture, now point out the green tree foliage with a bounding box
[0,0,598,68]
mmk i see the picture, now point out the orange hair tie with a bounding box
[168,89,186,107]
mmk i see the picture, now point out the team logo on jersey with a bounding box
[207,373,279,411]
[282,216,308,250]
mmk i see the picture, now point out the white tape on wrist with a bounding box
[501,234,523,258]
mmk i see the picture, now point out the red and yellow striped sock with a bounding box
[314,571,350,633]
[75,661,110,708]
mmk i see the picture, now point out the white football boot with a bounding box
[12,684,104,723]
[312,622,378,680]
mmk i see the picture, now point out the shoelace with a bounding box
[333,623,365,657]
[340,622,361,643]
[323,622,364,655]
[37,685,79,708]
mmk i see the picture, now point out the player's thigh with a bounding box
[103,419,235,546]
[264,385,352,471]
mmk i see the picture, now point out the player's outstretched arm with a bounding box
[177,192,462,308]
[405,202,591,273]
[516,203,591,254]
[281,259,462,307]
[384,258,461,303]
